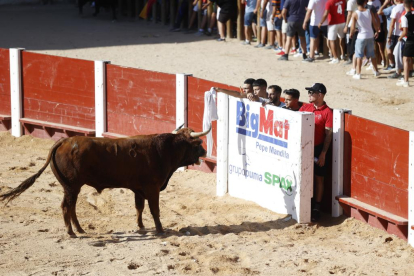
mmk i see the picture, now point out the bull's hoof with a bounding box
[136,227,147,234]
[68,233,78,238]
[155,230,166,236]
[77,229,86,234]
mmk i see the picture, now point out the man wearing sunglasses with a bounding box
[299,83,333,222]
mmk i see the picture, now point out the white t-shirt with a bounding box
[390,4,405,36]
[308,0,328,26]
[346,0,358,27]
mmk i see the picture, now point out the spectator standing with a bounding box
[299,83,333,222]
[350,0,381,79]
[278,0,309,61]
[387,0,405,78]
[211,0,238,41]
[255,0,269,47]
[378,0,396,70]
[241,0,258,44]
[396,0,414,87]
[272,0,284,50]
[345,0,359,75]
[303,0,329,62]
[319,0,346,64]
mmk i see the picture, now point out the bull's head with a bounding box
[172,126,211,167]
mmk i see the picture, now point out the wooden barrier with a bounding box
[105,64,176,136]
[340,113,409,239]
[0,48,11,131]
[21,52,95,140]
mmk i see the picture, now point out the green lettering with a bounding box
[264,172,271,184]
[273,175,280,186]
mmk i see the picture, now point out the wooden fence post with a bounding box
[95,61,110,138]
[217,92,229,196]
[10,48,24,138]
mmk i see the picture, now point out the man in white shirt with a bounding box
[344,0,358,72]
[303,0,329,62]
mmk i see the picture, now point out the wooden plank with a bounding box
[102,132,128,138]
[106,64,176,136]
[336,195,408,225]
[21,52,95,129]
[0,48,11,116]
[0,115,11,121]
[20,118,95,135]
[344,113,410,219]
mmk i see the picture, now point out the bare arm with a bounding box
[350,12,357,38]
[344,10,353,33]
[303,8,312,30]
[387,18,396,42]
[378,0,390,15]
[318,10,329,28]
[371,10,380,33]
[399,27,407,41]
[317,127,333,167]
[261,0,269,18]
[254,0,261,14]
[282,8,287,23]
[215,87,247,99]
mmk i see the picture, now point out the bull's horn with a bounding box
[172,123,185,134]
[190,126,211,138]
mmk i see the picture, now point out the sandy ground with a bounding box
[1,3,414,276]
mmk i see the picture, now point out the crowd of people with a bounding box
[170,0,414,87]
[215,79,333,222]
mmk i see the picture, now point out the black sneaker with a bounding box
[278,54,288,61]
[302,57,315,63]
[203,30,212,36]
[387,72,402,79]
[302,53,307,60]
[311,209,320,222]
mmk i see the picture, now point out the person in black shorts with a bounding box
[397,0,414,87]
[211,0,238,41]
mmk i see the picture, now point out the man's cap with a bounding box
[305,83,327,94]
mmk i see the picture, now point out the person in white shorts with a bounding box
[266,1,276,49]
[319,0,346,63]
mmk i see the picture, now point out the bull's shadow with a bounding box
[165,216,296,237]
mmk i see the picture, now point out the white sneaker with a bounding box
[381,60,385,67]
[329,58,339,64]
[366,64,373,71]
[353,74,361,80]
[346,69,356,76]
[340,55,344,60]
[294,52,302,58]
[396,81,409,87]
[374,71,380,77]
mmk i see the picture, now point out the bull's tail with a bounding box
[0,138,67,204]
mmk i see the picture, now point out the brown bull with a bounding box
[0,126,210,237]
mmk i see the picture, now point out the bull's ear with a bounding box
[190,139,203,146]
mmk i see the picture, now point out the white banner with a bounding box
[227,98,314,223]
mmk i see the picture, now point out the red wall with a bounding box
[21,52,95,129]
[187,76,239,158]
[106,65,176,136]
[344,113,409,219]
[0,48,10,116]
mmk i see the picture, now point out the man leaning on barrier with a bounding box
[299,83,333,222]
[214,78,268,102]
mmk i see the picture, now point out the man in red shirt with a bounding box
[319,0,346,64]
[299,83,333,222]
